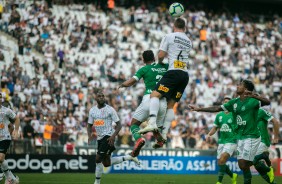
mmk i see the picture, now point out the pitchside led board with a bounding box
[5,154,282,176]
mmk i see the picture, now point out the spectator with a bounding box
[23,121,35,153]
[43,118,53,146]
[63,138,77,155]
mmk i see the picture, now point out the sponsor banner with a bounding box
[76,147,216,157]
[105,156,242,175]
[5,154,95,173]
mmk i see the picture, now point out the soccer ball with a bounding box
[169,2,184,17]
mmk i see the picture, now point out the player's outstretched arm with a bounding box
[189,104,223,113]
[118,78,137,89]
[207,127,218,137]
[271,118,280,144]
[244,92,271,106]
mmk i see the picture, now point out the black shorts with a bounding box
[0,140,11,154]
[155,70,189,102]
[97,135,115,158]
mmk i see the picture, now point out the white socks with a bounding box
[162,109,175,140]
[1,160,13,179]
[111,155,132,165]
[110,156,124,165]
[95,163,103,184]
[149,97,160,121]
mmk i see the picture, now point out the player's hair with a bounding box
[242,79,255,92]
[142,50,155,63]
[95,88,104,95]
[224,96,232,100]
[174,18,186,29]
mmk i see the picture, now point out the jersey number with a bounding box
[177,51,184,60]
[156,75,162,84]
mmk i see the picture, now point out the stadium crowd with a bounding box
[0,1,282,154]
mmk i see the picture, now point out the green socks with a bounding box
[225,165,234,178]
[218,165,225,182]
[130,125,142,141]
[254,161,271,183]
[218,164,234,182]
[243,170,252,184]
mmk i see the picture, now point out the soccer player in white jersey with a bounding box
[87,91,140,184]
[139,18,192,134]
[0,93,20,184]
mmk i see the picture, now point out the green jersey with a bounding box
[221,97,260,140]
[133,63,168,95]
[213,111,237,144]
[257,108,273,147]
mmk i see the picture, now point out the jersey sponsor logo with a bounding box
[176,92,182,99]
[219,116,223,122]
[174,36,192,48]
[227,119,233,124]
[220,124,232,132]
[158,85,169,93]
[236,115,246,126]
[233,104,237,112]
[94,120,105,126]
[174,60,186,69]
[151,68,167,72]
[241,106,245,111]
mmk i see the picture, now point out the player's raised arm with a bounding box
[271,117,280,144]
[157,50,167,64]
[158,34,168,64]
[189,104,223,113]
[244,92,271,106]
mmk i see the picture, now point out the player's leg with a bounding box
[152,73,188,142]
[100,136,140,166]
[0,140,19,184]
[238,138,260,184]
[238,159,253,184]
[130,96,149,156]
[216,144,237,184]
[0,124,15,182]
[94,138,105,184]
[130,118,146,157]
[262,152,272,167]
[153,99,174,148]
[253,143,274,183]
[140,71,177,134]
[94,154,103,184]
[103,154,140,166]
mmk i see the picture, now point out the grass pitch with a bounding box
[8,173,282,184]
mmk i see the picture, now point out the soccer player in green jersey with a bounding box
[253,108,279,184]
[206,96,238,184]
[189,79,271,184]
[118,50,171,156]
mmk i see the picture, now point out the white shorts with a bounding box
[217,143,237,159]
[133,94,167,127]
[237,137,261,161]
[256,142,269,156]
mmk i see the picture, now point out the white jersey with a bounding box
[0,106,16,141]
[88,104,120,140]
[159,32,192,71]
